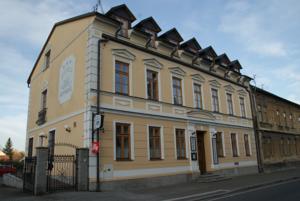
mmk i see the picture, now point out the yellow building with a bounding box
[26,4,258,189]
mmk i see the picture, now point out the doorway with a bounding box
[197,131,206,174]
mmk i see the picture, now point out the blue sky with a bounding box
[1,0,300,150]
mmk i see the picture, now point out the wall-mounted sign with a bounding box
[59,55,75,104]
[191,152,197,161]
[92,141,100,154]
[190,136,197,152]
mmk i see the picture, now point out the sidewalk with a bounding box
[1,168,300,201]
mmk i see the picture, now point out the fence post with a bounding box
[34,147,48,195]
[76,148,89,191]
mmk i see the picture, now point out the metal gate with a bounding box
[23,157,36,193]
[47,155,77,192]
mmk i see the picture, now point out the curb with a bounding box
[199,176,300,200]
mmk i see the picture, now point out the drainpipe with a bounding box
[247,86,264,173]
[95,38,108,192]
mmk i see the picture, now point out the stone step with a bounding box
[196,173,232,183]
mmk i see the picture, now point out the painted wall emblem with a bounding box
[59,55,75,104]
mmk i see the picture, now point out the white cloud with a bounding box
[219,1,287,57]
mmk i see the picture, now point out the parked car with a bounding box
[0,164,16,176]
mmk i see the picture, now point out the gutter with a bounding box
[247,86,264,173]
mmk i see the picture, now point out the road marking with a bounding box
[161,190,229,201]
[206,178,300,201]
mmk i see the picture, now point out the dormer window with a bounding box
[117,17,129,37]
[133,17,161,49]
[145,29,156,48]
[106,4,136,38]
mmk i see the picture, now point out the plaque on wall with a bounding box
[190,136,197,152]
[191,152,197,161]
[59,55,75,104]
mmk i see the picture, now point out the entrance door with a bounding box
[197,131,206,174]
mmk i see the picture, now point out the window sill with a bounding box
[150,158,163,161]
[116,159,133,162]
[177,158,188,160]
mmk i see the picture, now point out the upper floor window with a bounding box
[290,114,294,128]
[240,97,246,118]
[283,112,287,127]
[147,70,158,101]
[226,93,234,115]
[149,126,161,160]
[44,50,51,70]
[194,83,203,109]
[115,61,129,95]
[231,133,238,157]
[257,105,262,122]
[172,77,183,105]
[211,88,219,112]
[116,123,131,160]
[41,89,47,110]
[175,129,186,159]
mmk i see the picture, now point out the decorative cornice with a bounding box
[112,49,136,61]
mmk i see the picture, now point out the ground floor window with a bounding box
[175,129,186,159]
[244,134,251,156]
[216,132,224,157]
[116,123,131,160]
[149,126,161,160]
[231,133,238,157]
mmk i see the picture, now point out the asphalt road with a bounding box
[207,179,300,201]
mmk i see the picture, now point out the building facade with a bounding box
[26,4,258,189]
[251,86,300,171]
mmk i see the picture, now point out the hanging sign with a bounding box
[92,141,100,154]
[94,114,101,129]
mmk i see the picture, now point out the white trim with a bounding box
[28,109,84,133]
[113,121,135,161]
[147,124,164,160]
[100,103,255,129]
[236,133,240,156]
[220,131,226,157]
[144,65,162,101]
[213,160,257,169]
[113,166,191,178]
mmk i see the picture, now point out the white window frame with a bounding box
[112,54,134,96]
[147,124,164,160]
[239,96,247,118]
[192,81,205,109]
[170,74,185,106]
[144,66,161,101]
[113,121,135,161]
[173,127,189,160]
[230,132,240,157]
[217,131,226,157]
[226,92,235,115]
[244,134,252,156]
